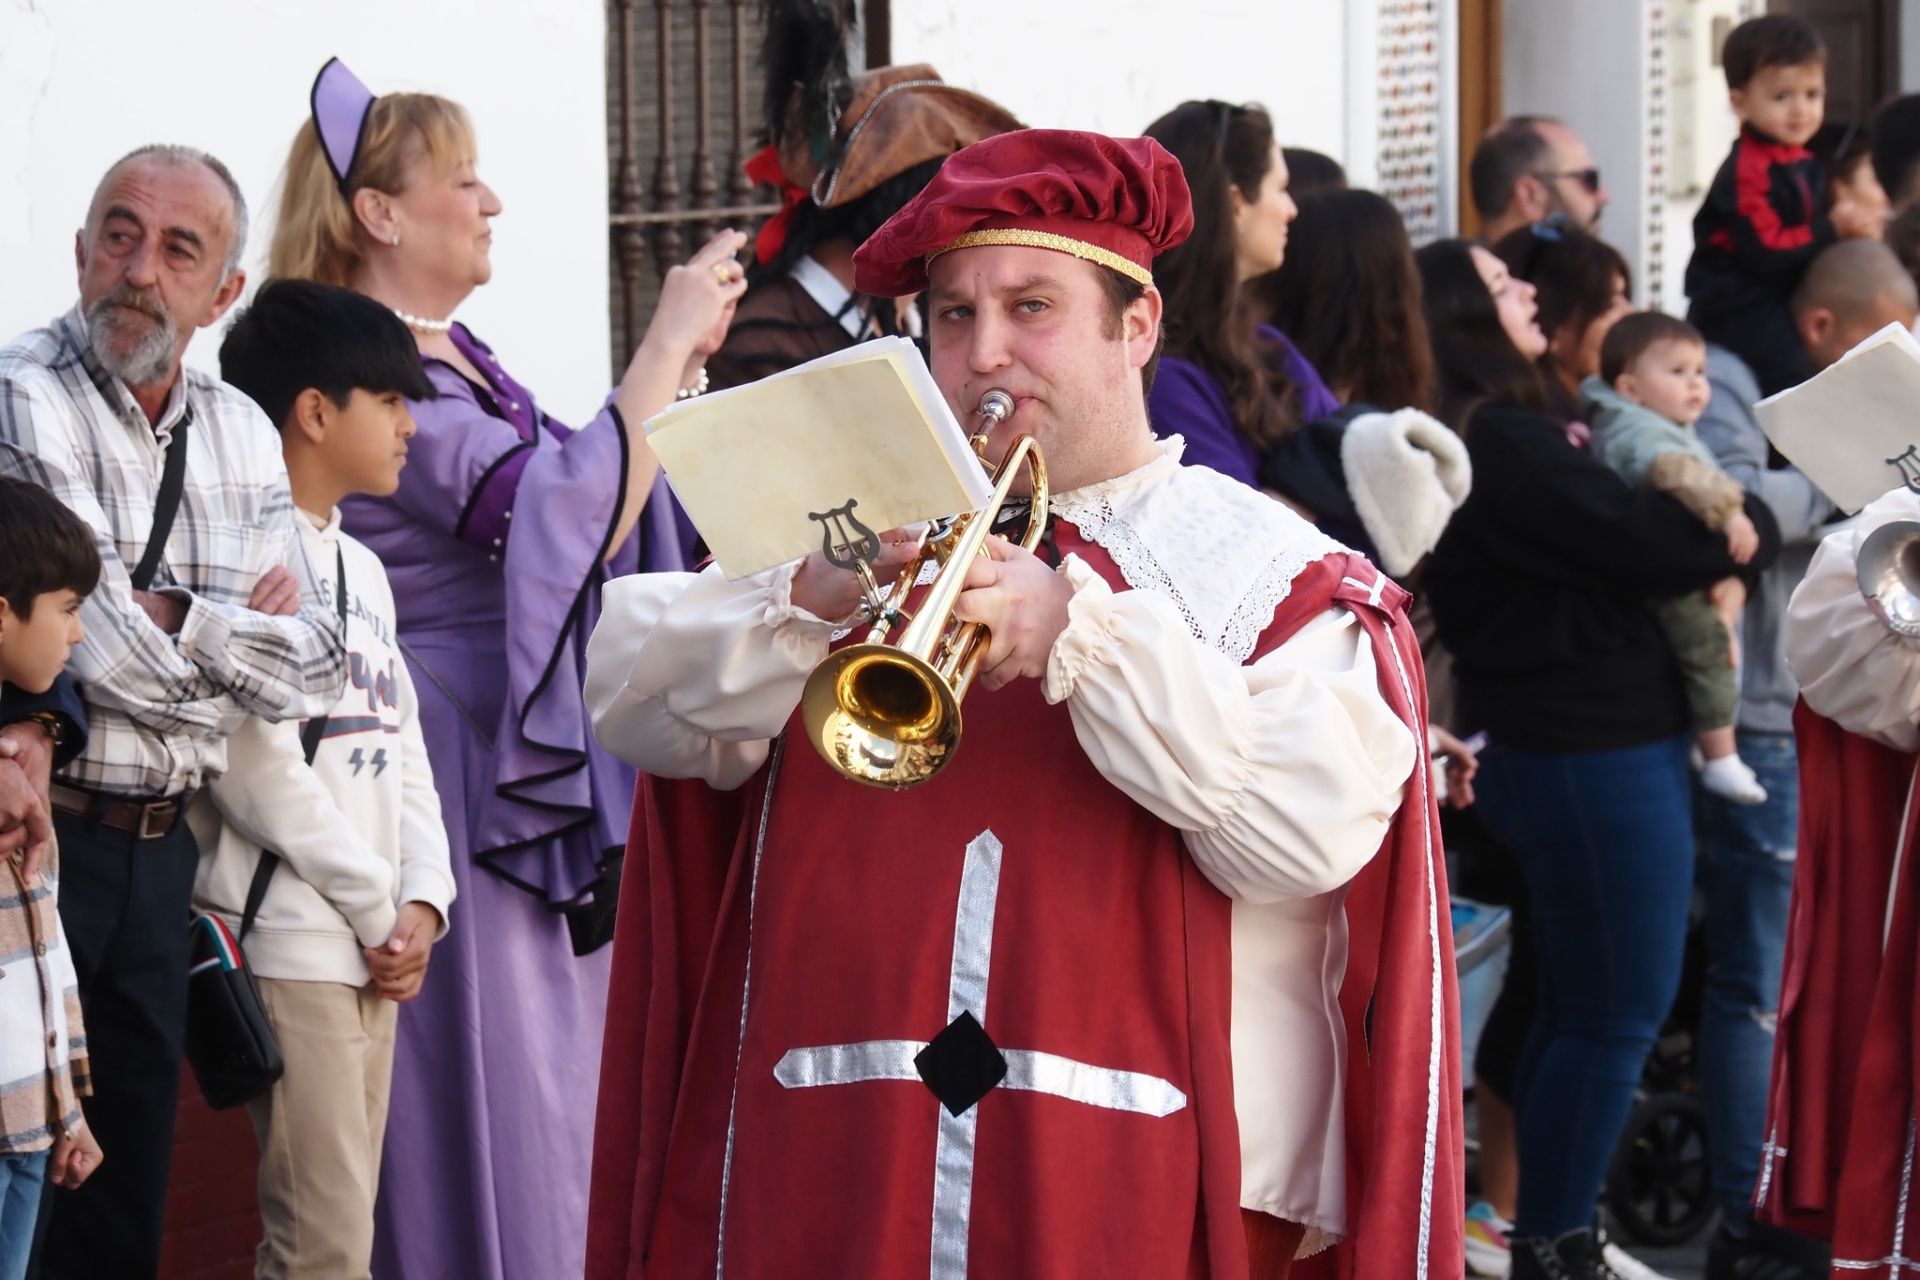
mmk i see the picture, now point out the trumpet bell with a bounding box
[1858,519,1920,638]
[801,643,962,789]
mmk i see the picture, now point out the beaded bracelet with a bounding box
[677,367,711,400]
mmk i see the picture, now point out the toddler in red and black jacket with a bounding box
[1685,15,1877,395]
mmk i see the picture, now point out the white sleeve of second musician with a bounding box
[1043,555,1415,904]
[1787,487,1920,751]
[586,563,837,789]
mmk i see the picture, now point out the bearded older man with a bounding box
[0,144,346,1277]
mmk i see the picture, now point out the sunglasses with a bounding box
[1534,167,1603,195]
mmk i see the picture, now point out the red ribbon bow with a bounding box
[744,144,810,266]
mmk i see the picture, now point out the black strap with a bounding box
[130,409,191,592]
[240,545,348,942]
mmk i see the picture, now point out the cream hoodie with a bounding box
[189,508,454,984]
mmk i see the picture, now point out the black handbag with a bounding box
[182,905,283,1109]
[183,546,347,1110]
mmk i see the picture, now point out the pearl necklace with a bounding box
[392,307,453,335]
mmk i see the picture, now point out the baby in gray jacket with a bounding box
[1583,312,1767,804]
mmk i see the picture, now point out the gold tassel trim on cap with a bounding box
[926,229,1153,286]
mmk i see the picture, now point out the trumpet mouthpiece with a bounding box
[977,390,1014,425]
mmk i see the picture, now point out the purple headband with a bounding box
[310,56,376,193]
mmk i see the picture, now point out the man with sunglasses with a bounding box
[1470,115,1610,243]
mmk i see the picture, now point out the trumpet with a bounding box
[799,389,1048,789]
[1858,519,1920,637]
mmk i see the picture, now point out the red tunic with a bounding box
[586,534,1462,1279]
[1759,700,1920,1272]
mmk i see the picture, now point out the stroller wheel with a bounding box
[1605,1091,1713,1247]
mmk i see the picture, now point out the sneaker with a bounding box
[1601,1241,1675,1280]
[1704,1222,1831,1279]
[1466,1200,1513,1277]
[1510,1229,1622,1280]
[1700,753,1769,805]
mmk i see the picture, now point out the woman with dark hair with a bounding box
[1281,146,1347,199]
[1143,100,1338,485]
[1418,237,1781,1280]
[1244,184,1468,593]
[1492,220,1633,404]
[1252,187,1435,413]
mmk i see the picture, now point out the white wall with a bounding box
[1502,0,1657,297]
[1904,0,1920,89]
[889,0,1354,168]
[0,0,608,413]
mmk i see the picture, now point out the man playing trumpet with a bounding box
[582,129,1462,1280]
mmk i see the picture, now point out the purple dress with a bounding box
[1147,324,1340,486]
[342,324,691,1280]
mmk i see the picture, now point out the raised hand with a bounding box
[645,229,751,363]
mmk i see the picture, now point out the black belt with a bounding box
[50,783,193,840]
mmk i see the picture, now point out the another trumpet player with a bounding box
[1747,483,1920,1273]
[583,129,1461,1280]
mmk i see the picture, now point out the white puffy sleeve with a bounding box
[1042,554,1416,904]
[586,562,838,789]
[1787,488,1920,752]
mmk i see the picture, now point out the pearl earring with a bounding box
[390,233,401,247]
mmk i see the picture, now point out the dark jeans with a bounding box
[1696,730,1798,1230]
[1474,735,1697,1238]
[1472,860,1535,1106]
[29,811,197,1280]
[1,1152,49,1280]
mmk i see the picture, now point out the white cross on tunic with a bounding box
[771,829,1189,1280]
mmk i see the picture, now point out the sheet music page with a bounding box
[643,338,994,578]
[1755,322,1920,514]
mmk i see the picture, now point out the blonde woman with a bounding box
[268,58,744,1280]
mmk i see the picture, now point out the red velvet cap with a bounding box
[851,129,1193,297]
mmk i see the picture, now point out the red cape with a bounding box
[586,547,1462,1279]
[1759,700,1920,1269]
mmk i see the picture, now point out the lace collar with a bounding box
[1052,436,1349,663]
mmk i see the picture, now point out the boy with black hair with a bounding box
[202,278,454,1279]
[0,478,102,1280]
[1685,14,1879,396]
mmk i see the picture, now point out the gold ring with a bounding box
[712,263,737,284]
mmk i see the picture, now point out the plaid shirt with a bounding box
[0,307,346,796]
[0,839,88,1155]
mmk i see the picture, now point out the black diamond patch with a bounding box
[914,1010,1007,1117]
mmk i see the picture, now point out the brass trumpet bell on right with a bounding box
[1858,519,1920,638]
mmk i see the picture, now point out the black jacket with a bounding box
[1685,125,1834,318]
[1423,402,1780,753]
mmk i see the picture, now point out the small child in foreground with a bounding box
[0,477,103,1280]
